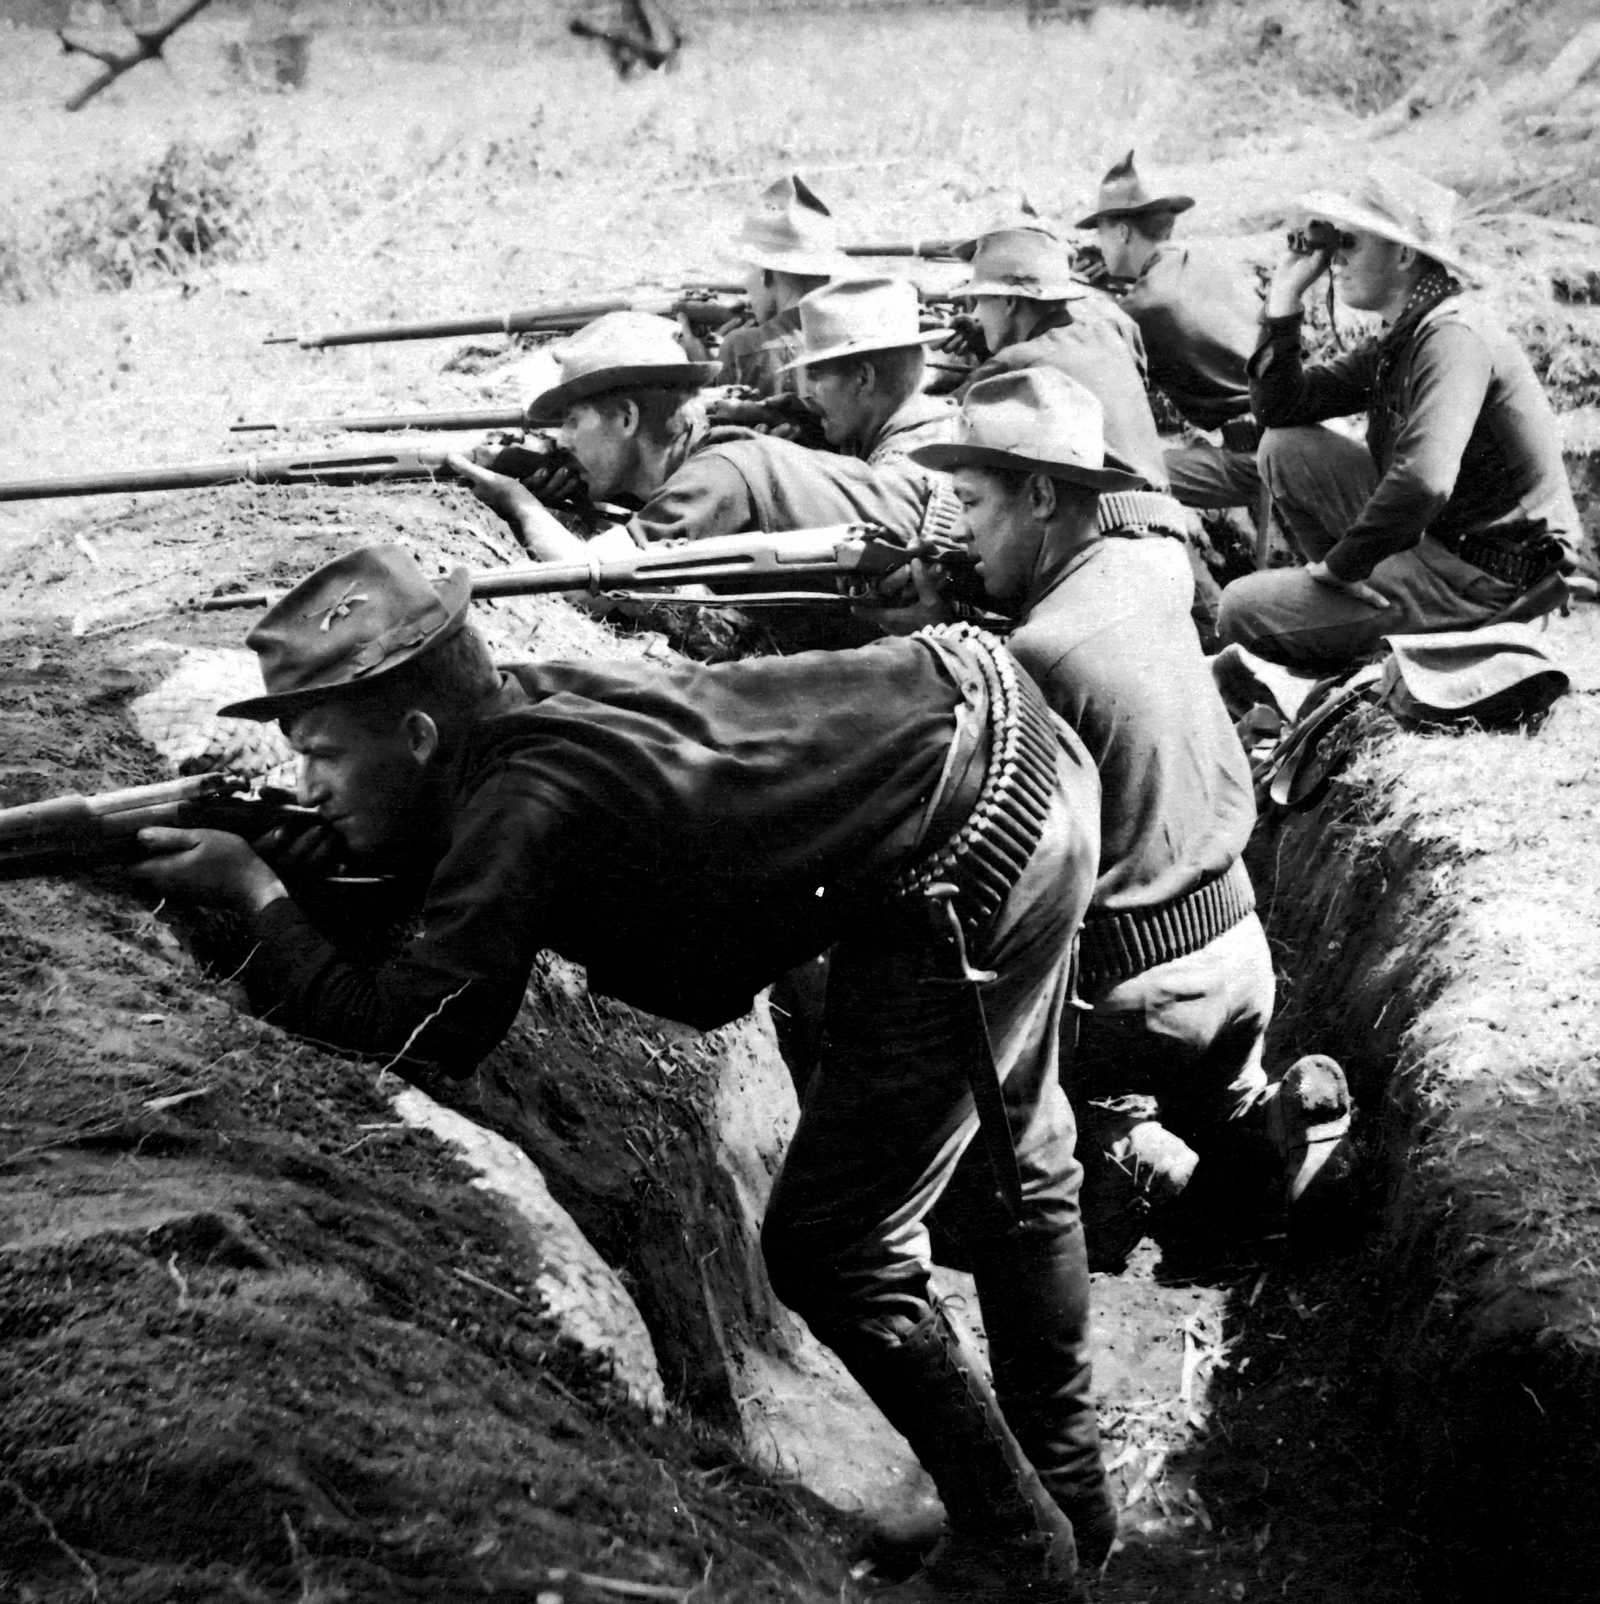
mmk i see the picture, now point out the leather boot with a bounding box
[973,1229,1118,1570]
[825,1303,1084,1602]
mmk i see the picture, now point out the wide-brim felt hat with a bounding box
[779,276,946,371]
[957,227,1088,302]
[219,543,471,722]
[1296,161,1477,281]
[1075,151,1193,228]
[525,311,719,425]
[910,366,1143,491]
[728,173,853,279]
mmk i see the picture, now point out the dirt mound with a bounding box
[0,624,850,1603]
[1249,611,1600,1604]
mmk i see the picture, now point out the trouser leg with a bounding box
[1164,438,1264,511]
[1072,915,1276,1263]
[1256,425,1376,562]
[762,778,1097,1587]
[1217,535,1523,673]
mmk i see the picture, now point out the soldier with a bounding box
[447,312,958,651]
[782,277,957,466]
[717,174,851,399]
[1218,163,1581,673]
[949,224,1217,632]
[909,368,1352,1268]
[954,227,1164,486]
[130,541,1114,1602]
[1076,150,1263,513]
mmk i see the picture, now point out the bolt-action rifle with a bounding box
[198,524,983,615]
[0,439,571,506]
[0,774,336,881]
[265,289,747,351]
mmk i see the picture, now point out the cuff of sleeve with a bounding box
[1261,310,1304,333]
[1321,543,1374,584]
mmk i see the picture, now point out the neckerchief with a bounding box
[1373,267,1461,393]
[1367,267,1461,464]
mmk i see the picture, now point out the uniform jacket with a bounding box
[961,307,1169,491]
[1120,244,1257,430]
[863,393,959,467]
[243,641,978,1069]
[1251,295,1580,582]
[715,306,805,398]
[1008,532,1254,915]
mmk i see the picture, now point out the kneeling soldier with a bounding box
[910,369,1351,1266]
[132,543,1113,1601]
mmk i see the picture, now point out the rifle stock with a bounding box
[267,291,746,350]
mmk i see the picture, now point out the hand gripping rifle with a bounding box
[2,774,425,940]
[197,524,982,614]
[264,288,747,351]
[0,774,331,881]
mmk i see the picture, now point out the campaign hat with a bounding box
[219,543,471,722]
[957,226,1087,303]
[909,367,1142,490]
[779,276,945,371]
[730,174,853,277]
[524,311,720,425]
[1296,161,1476,280]
[1075,151,1194,228]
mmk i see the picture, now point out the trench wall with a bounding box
[1249,642,1600,1604]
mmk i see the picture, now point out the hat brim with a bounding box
[729,243,853,278]
[526,361,720,426]
[964,275,1090,302]
[909,440,1145,491]
[779,329,947,373]
[1296,190,1477,281]
[216,568,473,722]
[1074,195,1194,229]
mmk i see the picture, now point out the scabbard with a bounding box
[955,976,1024,1223]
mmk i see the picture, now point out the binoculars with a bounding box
[1287,220,1356,257]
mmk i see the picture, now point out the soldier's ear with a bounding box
[616,397,644,439]
[400,710,440,767]
[1026,473,1059,521]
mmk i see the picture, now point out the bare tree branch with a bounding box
[61,0,219,114]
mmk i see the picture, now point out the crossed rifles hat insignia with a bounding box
[309,583,370,632]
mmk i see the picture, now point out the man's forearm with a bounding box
[242,898,520,1074]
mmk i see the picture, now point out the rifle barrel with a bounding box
[0,449,454,503]
[843,240,969,260]
[271,293,746,350]
[231,406,528,436]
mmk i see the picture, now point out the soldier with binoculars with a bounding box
[1216,161,1579,673]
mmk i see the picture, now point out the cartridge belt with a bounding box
[1078,859,1255,990]
[1447,531,1566,591]
[894,624,1059,940]
[1098,490,1187,540]
[918,475,965,546]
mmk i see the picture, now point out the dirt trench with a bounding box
[1242,614,1600,1604]
[4,487,1597,1603]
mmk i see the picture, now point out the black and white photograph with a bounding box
[1,1,1596,1599]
